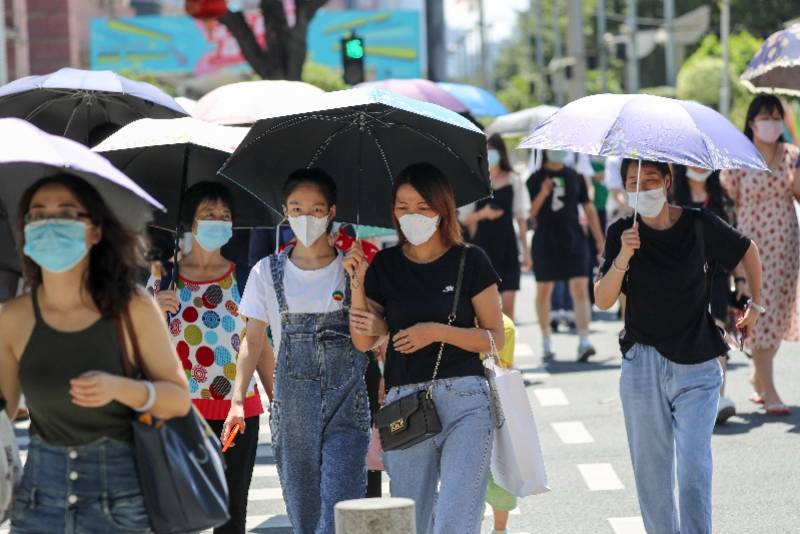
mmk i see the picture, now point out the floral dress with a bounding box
[146,263,263,420]
[720,143,800,349]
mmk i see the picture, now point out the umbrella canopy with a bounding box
[0,68,187,145]
[175,97,198,114]
[220,87,490,229]
[0,118,164,274]
[741,24,800,96]
[94,117,278,231]
[192,80,325,126]
[356,79,470,114]
[437,82,508,117]
[519,94,768,171]
[487,105,559,136]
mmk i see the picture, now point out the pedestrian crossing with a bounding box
[1,341,647,533]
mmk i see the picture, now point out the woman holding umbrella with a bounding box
[0,173,190,533]
[595,159,764,534]
[720,94,800,416]
[146,181,264,534]
[347,162,505,534]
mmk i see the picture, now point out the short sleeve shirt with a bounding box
[599,208,750,363]
[365,245,499,389]
[527,166,590,253]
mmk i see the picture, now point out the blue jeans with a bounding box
[620,344,722,534]
[270,250,370,534]
[382,376,493,534]
[11,436,151,534]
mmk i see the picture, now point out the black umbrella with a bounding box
[219,88,491,229]
[0,68,186,146]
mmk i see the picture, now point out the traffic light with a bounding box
[342,33,365,85]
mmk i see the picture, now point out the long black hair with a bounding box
[487,133,513,173]
[744,94,785,142]
[670,165,730,222]
[18,174,145,318]
[180,181,236,231]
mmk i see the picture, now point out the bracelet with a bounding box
[611,259,630,273]
[134,381,156,413]
[734,277,746,284]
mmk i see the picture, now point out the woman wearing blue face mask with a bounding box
[527,150,605,361]
[146,181,263,534]
[347,162,505,534]
[0,174,190,533]
[227,168,384,534]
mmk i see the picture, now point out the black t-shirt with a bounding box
[600,208,750,364]
[365,244,500,389]
[527,166,590,253]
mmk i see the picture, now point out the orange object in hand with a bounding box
[222,423,240,453]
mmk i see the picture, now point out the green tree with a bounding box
[301,63,347,92]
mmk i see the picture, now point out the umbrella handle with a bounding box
[632,159,642,222]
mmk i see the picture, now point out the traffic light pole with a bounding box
[425,0,446,81]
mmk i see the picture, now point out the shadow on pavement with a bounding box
[714,408,800,436]
[538,357,621,375]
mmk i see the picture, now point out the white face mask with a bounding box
[627,187,667,218]
[686,168,713,183]
[288,214,329,247]
[487,149,501,169]
[752,119,783,144]
[399,213,440,246]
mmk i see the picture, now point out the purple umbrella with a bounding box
[356,79,470,113]
[518,93,768,216]
[0,118,164,274]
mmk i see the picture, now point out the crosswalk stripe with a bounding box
[252,464,279,478]
[248,483,391,502]
[551,421,594,444]
[533,387,569,406]
[577,463,625,491]
[483,508,521,517]
[514,342,534,358]
[608,516,646,534]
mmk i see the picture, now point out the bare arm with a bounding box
[0,307,21,418]
[595,224,639,310]
[583,202,605,247]
[255,340,275,403]
[233,318,267,406]
[516,216,530,260]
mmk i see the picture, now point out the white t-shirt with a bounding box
[239,253,347,354]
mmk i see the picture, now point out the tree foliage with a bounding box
[220,0,328,81]
[301,62,347,92]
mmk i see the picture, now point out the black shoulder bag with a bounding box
[116,311,230,534]
[374,245,469,451]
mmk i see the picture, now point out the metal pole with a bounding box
[566,0,586,100]
[425,0,446,81]
[720,0,731,116]
[533,0,546,102]
[477,0,488,88]
[663,0,676,86]
[626,0,639,93]
[552,0,564,106]
[597,0,608,92]
[0,0,8,85]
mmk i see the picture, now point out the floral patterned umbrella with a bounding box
[741,24,800,96]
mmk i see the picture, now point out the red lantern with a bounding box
[185,0,227,20]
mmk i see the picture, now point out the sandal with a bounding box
[765,403,791,416]
[748,393,765,405]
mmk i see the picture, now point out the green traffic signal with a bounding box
[345,38,364,60]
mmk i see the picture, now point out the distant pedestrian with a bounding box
[0,174,190,533]
[225,168,379,534]
[147,182,263,534]
[460,133,530,319]
[348,162,505,534]
[720,94,800,416]
[527,150,605,361]
[671,165,738,424]
[595,159,764,534]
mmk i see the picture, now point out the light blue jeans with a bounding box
[382,376,493,534]
[620,343,723,534]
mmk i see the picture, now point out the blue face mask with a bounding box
[195,220,233,252]
[23,219,89,273]
[547,150,569,164]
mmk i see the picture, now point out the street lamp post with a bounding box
[552,0,564,106]
[0,0,7,85]
[720,0,731,116]
[533,0,546,103]
[626,0,639,93]
[567,0,586,100]
[664,0,677,86]
[597,0,608,93]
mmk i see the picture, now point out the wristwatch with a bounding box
[747,298,767,314]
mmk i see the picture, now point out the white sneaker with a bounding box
[716,396,736,425]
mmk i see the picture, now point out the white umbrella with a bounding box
[487,105,559,136]
[192,80,325,125]
[175,97,198,115]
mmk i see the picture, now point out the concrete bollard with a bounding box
[334,497,416,534]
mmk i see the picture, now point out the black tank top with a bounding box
[18,289,133,446]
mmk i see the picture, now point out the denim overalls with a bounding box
[269,249,370,534]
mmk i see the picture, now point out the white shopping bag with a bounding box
[484,356,549,498]
[0,407,22,525]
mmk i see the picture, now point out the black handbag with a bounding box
[116,311,230,534]
[374,245,468,451]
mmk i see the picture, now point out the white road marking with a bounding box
[483,508,522,517]
[252,464,279,478]
[249,483,390,502]
[551,421,595,444]
[608,516,646,534]
[515,342,534,358]
[577,463,625,491]
[533,387,569,406]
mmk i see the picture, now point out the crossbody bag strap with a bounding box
[427,245,469,397]
[122,308,148,380]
